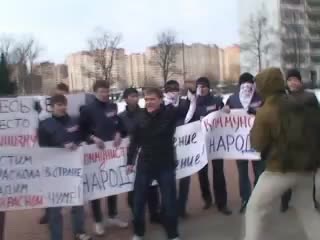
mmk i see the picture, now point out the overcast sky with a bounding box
[0,0,239,63]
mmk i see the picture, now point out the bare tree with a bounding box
[281,11,305,70]
[0,34,16,62]
[154,30,178,85]
[241,9,275,72]
[87,28,122,86]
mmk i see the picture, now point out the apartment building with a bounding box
[240,0,320,85]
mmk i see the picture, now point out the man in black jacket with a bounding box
[127,87,183,240]
[79,80,128,236]
[163,80,196,218]
[281,69,320,212]
[38,94,91,240]
[194,77,232,215]
[119,87,161,224]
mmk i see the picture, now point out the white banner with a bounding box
[202,110,260,160]
[0,97,38,147]
[83,121,208,201]
[0,147,83,211]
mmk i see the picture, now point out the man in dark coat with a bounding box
[224,73,265,213]
[119,87,161,224]
[281,68,320,212]
[193,77,232,215]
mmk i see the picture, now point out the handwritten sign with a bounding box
[0,147,83,211]
[0,97,38,147]
[202,110,260,160]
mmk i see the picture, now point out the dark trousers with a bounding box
[198,159,227,209]
[0,212,4,240]
[237,160,265,203]
[178,176,191,215]
[128,185,160,217]
[133,166,178,239]
[91,196,117,223]
[281,173,318,209]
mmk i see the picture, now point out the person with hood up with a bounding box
[281,68,319,212]
[224,73,265,213]
[244,67,320,240]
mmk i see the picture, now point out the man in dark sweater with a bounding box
[127,87,185,240]
[163,80,196,218]
[281,69,320,212]
[194,77,232,215]
[79,80,128,236]
[224,73,265,213]
[118,87,161,224]
[38,94,91,240]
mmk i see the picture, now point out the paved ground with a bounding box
[4,161,315,240]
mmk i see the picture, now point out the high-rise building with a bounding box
[224,45,241,83]
[240,0,320,85]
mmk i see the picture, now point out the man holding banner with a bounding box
[224,73,265,213]
[38,94,91,240]
[79,80,128,236]
[163,80,196,218]
[127,87,187,240]
[193,77,232,215]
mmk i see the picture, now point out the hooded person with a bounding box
[244,67,320,240]
[224,73,264,213]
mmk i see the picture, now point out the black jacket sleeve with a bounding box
[127,126,140,165]
[216,96,224,109]
[38,122,49,147]
[79,106,94,142]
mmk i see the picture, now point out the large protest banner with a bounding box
[0,147,83,211]
[83,121,208,201]
[202,110,260,160]
[0,97,38,147]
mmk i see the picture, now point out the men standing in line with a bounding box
[38,94,92,240]
[79,80,128,236]
[224,73,265,213]
[118,87,161,224]
[193,77,232,215]
[245,67,320,240]
[39,82,70,224]
[281,68,319,212]
[127,87,185,240]
[163,80,196,218]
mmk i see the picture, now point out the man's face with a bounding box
[52,102,67,117]
[287,77,303,92]
[95,87,109,102]
[125,93,139,107]
[145,93,162,113]
[197,84,210,96]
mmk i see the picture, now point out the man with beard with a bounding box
[281,69,319,212]
[224,73,265,213]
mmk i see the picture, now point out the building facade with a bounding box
[240,0,320,85]
[66,43,240,91]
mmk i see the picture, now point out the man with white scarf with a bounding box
[224,73,265,213]
[163,80,196,218]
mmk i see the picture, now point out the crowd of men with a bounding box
[0,67,320,240]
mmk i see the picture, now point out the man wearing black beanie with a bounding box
[193,77,232,215]
[224,72,265,213]
[281,68,319,212]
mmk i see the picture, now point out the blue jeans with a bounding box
[48,206,85,240]
[237,160,265,203]
[133,166,178,239]
[178,176,191,215]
